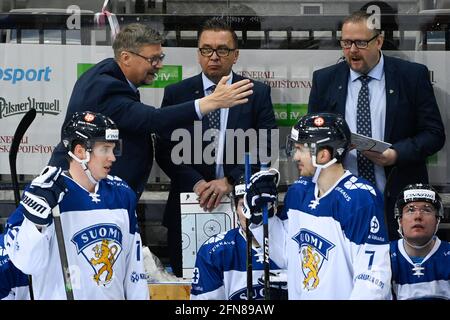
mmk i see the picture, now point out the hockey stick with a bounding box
[244,153,253,300]
[9,108,36,207]
[52,205,74,300]
[9,108,36,300]
[260,163,270,300]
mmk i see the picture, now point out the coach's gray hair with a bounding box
[112,23,163,59]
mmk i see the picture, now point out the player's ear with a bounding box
[74,143,87,160]
[317,148,332,163]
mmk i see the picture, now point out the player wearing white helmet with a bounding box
[390,184,450,299]
[244,112,392,299]
[4,111,148,299]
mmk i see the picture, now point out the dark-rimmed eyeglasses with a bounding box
[199,47,237,57]
[339,34,379,49]
[127,50,165,66]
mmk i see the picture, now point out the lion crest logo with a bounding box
[301,245,321,290]
[292,229,335,291]
[72,223,123,286]
[90,239,119,285]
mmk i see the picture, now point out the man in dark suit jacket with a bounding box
[48,23,253,199]
[155,18,277,276]
[308,11,445,240]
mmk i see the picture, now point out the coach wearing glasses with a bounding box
[155,17,276,276]
[49,23,253,199]
[308,11,445,241]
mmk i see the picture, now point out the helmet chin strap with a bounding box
[68,150,99,185]
[397,217,440,250]
[310,153,337,184]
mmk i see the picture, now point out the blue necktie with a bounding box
[357,76,376,185]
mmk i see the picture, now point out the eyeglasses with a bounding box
[339,34,379,49]
[199,47,237,57]
[402,204,436,216]
[127,51,165,66]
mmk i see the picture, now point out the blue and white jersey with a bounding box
[390,238,450,300]
[4,174,148,300]
[191,228,283,300]
[0,234,29,300]
[251,171,391,300]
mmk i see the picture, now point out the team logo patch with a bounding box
[370,216,380,234]
[84,113,95,122]
[313,116,325,127]
[292,229,335,291]
[71,223,123,286]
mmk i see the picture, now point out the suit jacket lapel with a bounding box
[190,74,209,133]
[334,63,350,116]
[191,73,205,99]
[383,56,399,141]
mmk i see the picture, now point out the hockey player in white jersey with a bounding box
[4,111,149,300]
[190,176,286,300]
[390,183,450,299]
[243,113,392,299]
[0,234,29,300]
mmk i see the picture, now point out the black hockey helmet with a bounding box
[231,174,246,207]
[62,111,121,154]
[286,112,351,164]
[394,184,444,219]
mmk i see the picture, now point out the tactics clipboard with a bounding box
[180,192,236,279]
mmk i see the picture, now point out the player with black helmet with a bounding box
[390,183,450,299]
[243,112,392,299]
[4,111,148,299]
[190,175,286,300]
[62,111,121,185]
[285,112,351,170]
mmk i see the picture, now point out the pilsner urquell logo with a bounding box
[0,97,61,119]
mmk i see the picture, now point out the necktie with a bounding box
[205,85,220,156]
[135,89,141,101]
[356,76,376,185]
[206,85,220,130]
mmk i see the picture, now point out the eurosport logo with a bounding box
[0,66,52,84]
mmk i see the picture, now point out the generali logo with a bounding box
[236,70,312,89]
[0,97,61,119]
